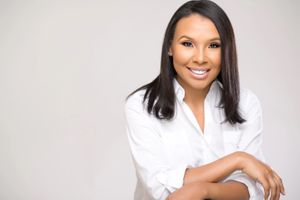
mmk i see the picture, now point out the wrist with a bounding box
[232,151,247,170]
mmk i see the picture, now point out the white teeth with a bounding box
[190,69,207,75]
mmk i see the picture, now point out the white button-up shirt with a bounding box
[125,79,264,200]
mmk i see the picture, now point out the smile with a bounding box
[187,67,210,79]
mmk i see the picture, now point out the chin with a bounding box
[192,79,214,88]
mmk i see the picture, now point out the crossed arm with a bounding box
[126,92,285,200]
[167,152,285,200]
[167,181,249,200]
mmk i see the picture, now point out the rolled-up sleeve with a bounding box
[224,90,265,199]
[125,93,187,200]
[156,165,187,192]
[223,170,264,199]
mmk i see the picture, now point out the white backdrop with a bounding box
[0,0,299,199]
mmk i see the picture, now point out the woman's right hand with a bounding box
[236,152,285,200]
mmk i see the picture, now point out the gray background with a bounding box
[0,0,299,199]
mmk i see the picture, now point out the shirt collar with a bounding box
[173,78,221,102]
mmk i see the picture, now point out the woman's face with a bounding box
[169,14,221,95]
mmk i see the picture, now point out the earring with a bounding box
[168,51,172,56]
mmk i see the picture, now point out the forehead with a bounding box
[174,14,220,39]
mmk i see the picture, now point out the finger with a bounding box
[273,174,283,200]
[271,173,281,200]
[273,171,285,195]
[259,176,270,200]
[267,174,277,200]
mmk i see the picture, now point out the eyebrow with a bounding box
[177,35,221,42]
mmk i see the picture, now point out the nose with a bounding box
[193,47,207,64]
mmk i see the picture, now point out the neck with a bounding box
[176,78,213,133]
[183,86,209,108]
[177,79,212,107]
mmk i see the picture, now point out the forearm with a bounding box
[184,152,243,184]
[167,181,249,200]
[207,181,249,200]
[184,151,285,200]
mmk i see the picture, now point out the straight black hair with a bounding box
[128,0,245,124]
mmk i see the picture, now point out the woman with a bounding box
[125,0,285,199]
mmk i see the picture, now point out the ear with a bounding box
[168,48,173,56]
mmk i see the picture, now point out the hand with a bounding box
[237,152,285,200]
[166,182,209,200]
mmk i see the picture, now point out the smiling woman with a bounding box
[169,14,222,131]
[125,1,285,200]
[169,14,221,87]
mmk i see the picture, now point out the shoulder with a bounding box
[125,89,148,116]
[239,87,262,121]
[126,89,146,107]
[125,89,160,135]
[240,87,261,107]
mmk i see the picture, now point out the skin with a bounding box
[167,181,249,200]
[167,14,285,200]
[169,14,221,132]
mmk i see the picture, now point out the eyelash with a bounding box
[181,41,193,47]
[180,42,221,48]
[209,43,221,48]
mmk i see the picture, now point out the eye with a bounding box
[209,42,221,48]
[181,41,193,47]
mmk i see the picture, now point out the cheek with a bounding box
[209,51,221,67]
[173,48,193,65]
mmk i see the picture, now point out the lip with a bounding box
[187,67,210,80]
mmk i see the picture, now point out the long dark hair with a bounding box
[129,0,245,124]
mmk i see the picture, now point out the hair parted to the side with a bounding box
[128,0,245,124]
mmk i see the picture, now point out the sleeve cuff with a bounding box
[223,171,264,200]
[156,165,188,193]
